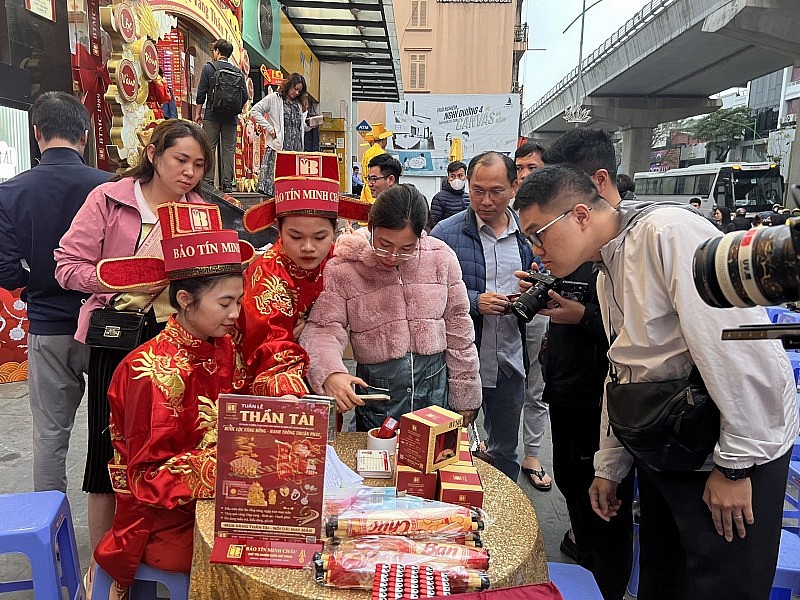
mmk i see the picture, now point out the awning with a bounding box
[279,0,403,102]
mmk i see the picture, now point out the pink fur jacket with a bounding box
[300,232,482,411]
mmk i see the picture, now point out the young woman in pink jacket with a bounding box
[54,120,212,562]
[300,184,482,430]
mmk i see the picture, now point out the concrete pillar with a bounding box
[619,127,653,177]
[318,61,352,187]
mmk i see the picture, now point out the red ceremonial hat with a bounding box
[97,202,255,290]
[243,151,371,233]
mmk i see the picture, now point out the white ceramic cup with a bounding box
[367,427,398,455]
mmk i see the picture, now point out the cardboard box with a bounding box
[394,463,438,499]
[397,406,463,474]
[456,428,473,465]
[438,464,483,509]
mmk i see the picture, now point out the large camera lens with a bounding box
[693,218,800,308]
[510,272,559,322]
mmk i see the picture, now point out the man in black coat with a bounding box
[427,160,468,230]
[0,91,111,492]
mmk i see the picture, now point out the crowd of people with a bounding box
[1,87,799,600]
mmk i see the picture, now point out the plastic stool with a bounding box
[92,562,190,600]
[547,562,603,599]
[0,490,83,599]
[770,529,800,599]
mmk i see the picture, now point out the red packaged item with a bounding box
[333,536,490,570]
[326,503,483,538]
[313,550,489,592]
[377,417,400,439]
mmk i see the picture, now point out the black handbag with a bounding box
[85,307,149,351]
[606,366,720,472]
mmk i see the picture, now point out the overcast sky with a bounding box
[520,0,652,108]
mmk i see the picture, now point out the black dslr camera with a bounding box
[510,271,560,322]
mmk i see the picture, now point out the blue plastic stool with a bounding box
[0,490,83,599]
[770,529,800,600]
[548,562,603,599]
[92,562,189,600]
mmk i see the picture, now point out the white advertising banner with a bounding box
[385,94,520,176]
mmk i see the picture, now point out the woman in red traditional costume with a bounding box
[89,202,254,598]
[55,120,212,553]
[233,151,370,397]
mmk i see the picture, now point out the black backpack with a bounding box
[208,61,244,115]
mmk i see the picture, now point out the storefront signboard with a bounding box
[149,0,242,65]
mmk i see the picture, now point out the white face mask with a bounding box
[449,178,466,191]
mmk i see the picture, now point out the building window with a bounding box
[409,53,427,89]
[410,0,428,27]
[787,98,800,116]
[791,66,800,83]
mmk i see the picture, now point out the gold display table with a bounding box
[189,433,547,599]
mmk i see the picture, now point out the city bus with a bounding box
[633,162,784,216]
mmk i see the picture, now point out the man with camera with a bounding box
[430,151,535,481]
[515,157,798,599]
[512,129,633,598]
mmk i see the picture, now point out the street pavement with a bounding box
[0,379,573,598]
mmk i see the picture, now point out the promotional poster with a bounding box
[212,394,329,567]
[385,94,521,176]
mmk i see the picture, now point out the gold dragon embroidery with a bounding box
[130,349,191,417]
[252,273,294,317]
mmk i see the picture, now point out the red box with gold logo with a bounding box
[394,463,438,499]
[437,464,483,509]
[397,406,463,474]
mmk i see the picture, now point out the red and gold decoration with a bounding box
[233,152,370,398]
[71,0,111,169]
[97,202,254,289]
[260,66,284,88]
[0,289,28,383]
[243,152,372,233]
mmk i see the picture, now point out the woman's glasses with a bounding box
[371,228,418,261]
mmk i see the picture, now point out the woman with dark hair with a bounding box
[234,152,370,396]
[616,173,635,200]
[251,72,314,196]
[88,202,251,599]
[714,205,735,233]
[300,183,482,430]
[54,119,211,555]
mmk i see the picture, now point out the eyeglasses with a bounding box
[525,209,572,248]
[366,175,389,184]
[470,187,510,201]
[525,198,602,248]
[371,229,418,261]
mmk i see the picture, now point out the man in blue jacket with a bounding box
[431,151,534,481]
[0,91,110,492]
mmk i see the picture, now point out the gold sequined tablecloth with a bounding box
[189,433,548,599]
